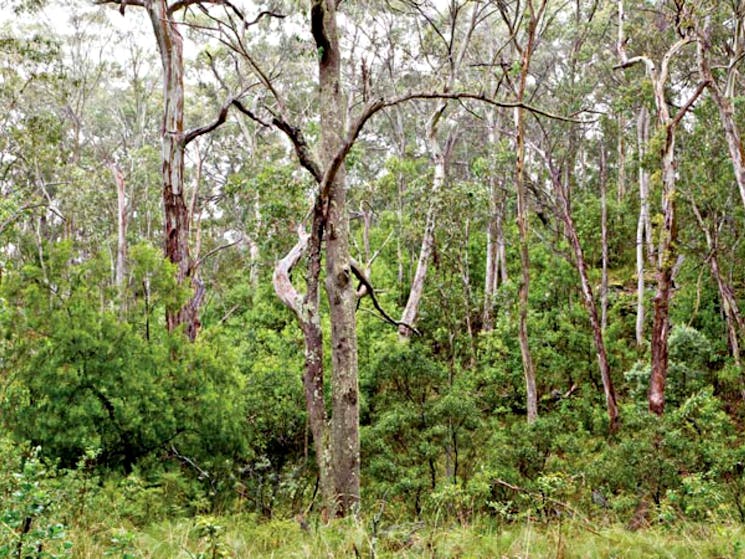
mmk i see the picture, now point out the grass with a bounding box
[66,515,745,558]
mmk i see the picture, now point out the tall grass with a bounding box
[67,515,745,558]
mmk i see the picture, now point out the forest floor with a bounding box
[68,516,745,558]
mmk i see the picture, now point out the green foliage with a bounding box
[0,440,72,558]
[0,242,246,483]
[624,325,715,406]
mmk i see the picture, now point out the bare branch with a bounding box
[191,235,243,272]
[231,99,271,127]
[0,202,45,235]
[93,0,146,13]
[613,55,656,73]
[270,117,324,183]
[670,79,709,129]
[183,99,232,145]
[316,90,585,212]
[167,0,246,18]
[350,260,421,336]
[242,9,286,27]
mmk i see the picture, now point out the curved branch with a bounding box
[93,0,146,13]
[191,235,243,272]
[350,260,421,336]
[271,117,324,183]
[273,226,311,316]
[184,99,232,145]
[317,90,586,212]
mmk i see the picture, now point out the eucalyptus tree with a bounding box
[529,0,621,431]
[392,0,487,340]
[696,1,745,212]
[617,0,708,415]
[498,0,548,423]
[96,0,240,341]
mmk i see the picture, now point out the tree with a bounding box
[617,0,708,415]
[97,0,236,341]
[504,0,548,423]
[396,1,483,339]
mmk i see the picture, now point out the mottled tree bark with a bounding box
[273,216,333,518]
[312,0,360,516]
[145,0,202,340]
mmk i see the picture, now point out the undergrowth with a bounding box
[64,515,745,559]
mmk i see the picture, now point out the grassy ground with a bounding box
[68,516,745,558]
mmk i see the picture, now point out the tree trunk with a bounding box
[515,103,536,422]
[273,216,333,518]
[112,164,128,309]
[635,106,652,348]
[690,202,744,367]
[514,1,545,423]
[617,0,703,414]
[551,164,619,432]
[617,113,626,203]
[398,112,447,338]
[648,123,676,416]
[146,0,200,340]
[312,0,360,516]
[483,110,507,332]
[600,145,609,335]
[698,33,745,212]
[398,3,479,338]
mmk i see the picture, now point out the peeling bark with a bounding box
[145,0,199,338]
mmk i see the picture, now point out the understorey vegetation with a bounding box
[3,0,745,554]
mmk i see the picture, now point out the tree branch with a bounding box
[316,90,585,216]
[183,99,232,145]
[93,0,146,14]
[271,117,324,183]
[273,226,310,316]
[191,235,243,272]
[350,260,421,336]
[231,99,271,127]
[670,79,709,129]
